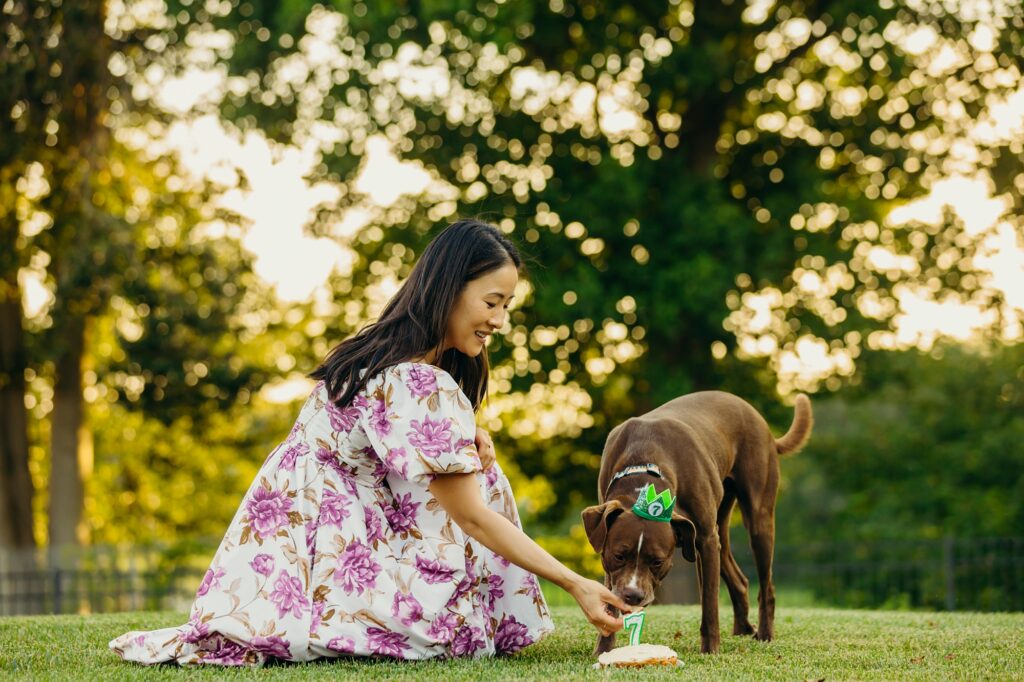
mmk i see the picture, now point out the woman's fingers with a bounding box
[594,609,623,634]
[475,427,495,469]
[606,591,631,614]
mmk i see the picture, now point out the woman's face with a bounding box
[443,262,518,358]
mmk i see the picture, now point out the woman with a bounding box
[110,219,628,666]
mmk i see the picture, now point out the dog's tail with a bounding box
[775,394,813,455]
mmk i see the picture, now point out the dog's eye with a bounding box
[612,553,626,562]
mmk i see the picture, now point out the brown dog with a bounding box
[582,391,812,654]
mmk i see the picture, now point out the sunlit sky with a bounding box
[18,5,1024,400]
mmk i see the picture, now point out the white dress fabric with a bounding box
[109,362,554,666]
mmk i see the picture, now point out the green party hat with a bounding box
[632,483,675,522]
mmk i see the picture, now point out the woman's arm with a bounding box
[429,472,629,636]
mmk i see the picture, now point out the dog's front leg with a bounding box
[593,605,619,656]
[594,630,616,656]
[697,533,722,653]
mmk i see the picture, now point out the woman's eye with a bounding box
[486,302,497,309]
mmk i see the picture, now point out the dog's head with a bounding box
[581,499,697,608]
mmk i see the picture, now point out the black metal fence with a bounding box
[658,535,1024,612]
[0,543,210,616]
[2,536,1023,616]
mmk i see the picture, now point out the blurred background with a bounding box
[1,0,1022,615]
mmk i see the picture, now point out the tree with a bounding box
[156,0,1023,525]
[776,342,1024,544]
[1,0,275,547]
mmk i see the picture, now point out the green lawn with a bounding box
[1,605,1021,680]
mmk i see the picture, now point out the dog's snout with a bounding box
[621,588,645,606]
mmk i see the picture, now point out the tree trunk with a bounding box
[48,315,86,547]
[0,292,36,549]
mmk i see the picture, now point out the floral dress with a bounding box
[109,362,554,666]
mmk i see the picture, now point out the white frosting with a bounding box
[597,644,678,666]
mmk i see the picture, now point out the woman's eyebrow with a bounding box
[486,291,515,301]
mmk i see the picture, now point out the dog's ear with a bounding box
[671,513,697,563]
[581,500,626,553]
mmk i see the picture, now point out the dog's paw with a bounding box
[700,637,721,654]
[733,622,756,636]
[753,629,774,642]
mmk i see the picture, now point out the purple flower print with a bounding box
[414,554,457,584]
[327,635,355,654]
[427,612,460,644]
[269,571,309,619]
[406,364,438,398]
[370,398,391,438]
[315,446,345,476]
[408,415,454,458]
[179,614,209,644]
[495,615,533,654]
[248,553,274,577]
[202,636,249,665]
[447,560,476,607]
[485,464,499,488]
[278,440,308,471]
[384,492,420,534]
[326,401,361,433]
[384,447,409,478]
[318,488,351,527]
[492,549,511,569]
[391,592,423,626]
[450,625,486,657]
[310,600,326,631]
[366,627,410,657]
[305,518,319,556]
[521,574,542,600]
[365,506,386,544]
[245,486,293,537]
[287,417,304,440]
[485,573,505,612]
[352,393,370,409]
[196,566,225,597]
[334,540,381,595]
[251,634,292,660]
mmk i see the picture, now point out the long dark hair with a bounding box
[310,219,522,410]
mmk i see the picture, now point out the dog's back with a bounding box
[643,391,812,456]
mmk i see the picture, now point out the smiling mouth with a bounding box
[474,331,490,342]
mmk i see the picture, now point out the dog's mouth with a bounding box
[612,591,656,611]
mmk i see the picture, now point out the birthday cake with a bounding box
[596,644,679,668]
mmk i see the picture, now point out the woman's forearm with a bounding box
[458,508,583,595]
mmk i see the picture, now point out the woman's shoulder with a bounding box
[368,361,473,411]
[381,361,461,391]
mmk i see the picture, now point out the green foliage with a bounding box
[777,343,1024,543]
[147,0,1024,534]
[86,393,298,544]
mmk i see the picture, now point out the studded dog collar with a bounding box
[604,463,664,498]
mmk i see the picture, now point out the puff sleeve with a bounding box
[361,363,482,485]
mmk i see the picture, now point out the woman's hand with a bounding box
[429,474,630,637]
[568,577,631,637]
[475,426,495,470]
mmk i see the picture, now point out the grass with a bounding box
[2,604,1022,680]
